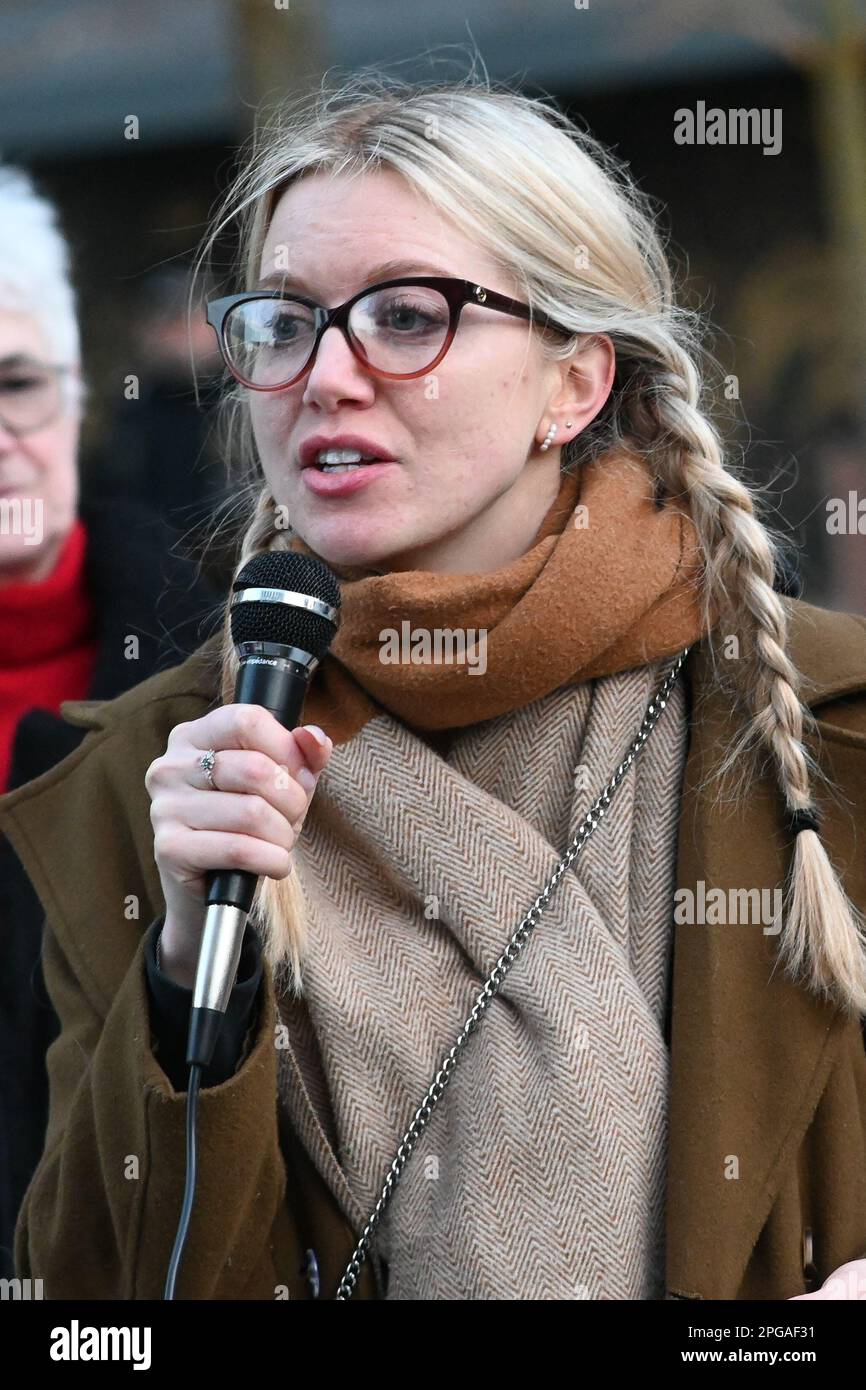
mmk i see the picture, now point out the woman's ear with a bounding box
[549,333,615,437]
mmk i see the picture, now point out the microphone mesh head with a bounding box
[230,551,341,660]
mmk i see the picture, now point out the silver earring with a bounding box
[539,421,558,452]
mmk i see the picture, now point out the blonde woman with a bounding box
[2,70,866,1303]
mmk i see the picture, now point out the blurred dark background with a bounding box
[2,0,864,609]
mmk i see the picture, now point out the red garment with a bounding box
[0,519,99,793]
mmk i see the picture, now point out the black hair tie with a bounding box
[788,805,820,836]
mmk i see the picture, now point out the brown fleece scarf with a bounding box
[289,447,716,741]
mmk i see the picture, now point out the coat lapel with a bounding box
[665,598,866,1298]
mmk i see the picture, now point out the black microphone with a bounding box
[186,550,341,1068]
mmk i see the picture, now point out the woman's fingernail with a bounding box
[296,767,317,794]
[302,724,329,747]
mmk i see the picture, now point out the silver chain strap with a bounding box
[334,647,691,1300]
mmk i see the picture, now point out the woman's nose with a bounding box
[302,325,375,407]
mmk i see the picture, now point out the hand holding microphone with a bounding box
[144,551,341,1064]
[146,712,332,988]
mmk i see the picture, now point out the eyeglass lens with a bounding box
[224,284,452,386]
[0,364,63,433]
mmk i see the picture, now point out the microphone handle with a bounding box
[187,656,312,1068]
[205,657,311,909]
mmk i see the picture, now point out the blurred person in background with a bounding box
[0,162,221,1279]
[102,263,229,582]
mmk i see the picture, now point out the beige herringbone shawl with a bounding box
[276,656,689,1299]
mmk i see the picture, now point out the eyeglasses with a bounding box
[0,360,71,436]
[206,276,575,391]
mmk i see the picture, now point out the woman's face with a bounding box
[0,308,80,585]
[250,167,614,574]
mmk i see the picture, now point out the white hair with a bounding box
[0,162,81,386]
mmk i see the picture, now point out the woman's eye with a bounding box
[0,376,41,392]
[267,310,315,348]
[382,302,440,331]
[272,314,299,340]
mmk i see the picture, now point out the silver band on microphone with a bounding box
[230,585,340,625]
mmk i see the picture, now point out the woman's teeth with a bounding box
[315,448,380,472]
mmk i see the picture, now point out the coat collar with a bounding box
[2,596,865,1295]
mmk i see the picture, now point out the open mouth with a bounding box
[302,455,397,493]
[311,451,391,474]
[315,460,380,473]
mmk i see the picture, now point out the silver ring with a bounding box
[199,748,217,789]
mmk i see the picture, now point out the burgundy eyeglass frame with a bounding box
[205,276,576,391]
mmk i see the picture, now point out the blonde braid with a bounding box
[623,345,866,1016]
[219,485,311,996]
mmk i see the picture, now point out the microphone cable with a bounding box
[164,1064,202,1300]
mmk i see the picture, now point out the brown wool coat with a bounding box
[1,594,866,1301]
